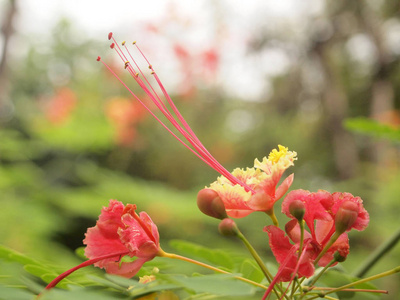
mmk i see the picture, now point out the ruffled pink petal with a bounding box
[264,225,294,264]
[84,200,131,269]
[265,225,316,282]
[118,212,159,259]
[331,192,369,231]
[282,190,333,237]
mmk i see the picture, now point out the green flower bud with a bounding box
[289,200,306,221]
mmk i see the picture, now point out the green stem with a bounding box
[236,231,273,283]
[266,208,279,226]
[306,266,400,299]
[303,287,388,294]
[158,250,268,290]
[236,230,288,300]
[298,220,305,260]
[299,259,336,300]
[353,226,400,278]
[314,231,341,266]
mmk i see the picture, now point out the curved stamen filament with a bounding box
[101,33,255,193]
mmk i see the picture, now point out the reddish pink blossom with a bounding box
[43,201,160,292]
[265,189,369,282]
[84,200,160,277]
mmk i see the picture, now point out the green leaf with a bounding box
[24,264,54,278]
[169,240,234,270]
[239,259,264,283]
[0,285,34,300]
[75,247,87,260]
[0,246,40,266]
[344,117,400,142]
[164,273,255,296]
[104,274,138,288]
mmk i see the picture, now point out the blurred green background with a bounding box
[0,0,399,298]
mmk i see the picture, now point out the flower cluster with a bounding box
[266,190,369,282]
[41,33,381,300]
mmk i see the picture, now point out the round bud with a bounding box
[335,201,359,234]
[334,251,347,262]
[197,189,227,220]
[289,200,306,221]
[218,218,238,236]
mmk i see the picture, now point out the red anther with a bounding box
[110,43,115,49]
[108,32,113,40]
[96,56,101,61]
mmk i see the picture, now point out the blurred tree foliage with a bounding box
[0,0,399,298]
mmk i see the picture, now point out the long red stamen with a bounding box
[42,251,129,291]
[99,33,255,193]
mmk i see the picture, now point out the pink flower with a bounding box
[98,33,296,221]
[265,189,369,282]
[43,201,160,292]
[207,145,296,218]
[84,200,160,278]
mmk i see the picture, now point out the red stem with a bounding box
[42,251,130,291]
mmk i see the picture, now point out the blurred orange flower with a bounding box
[44,87,77,124]
[105,97,146,146]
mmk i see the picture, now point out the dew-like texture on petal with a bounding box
[330,192,369,231]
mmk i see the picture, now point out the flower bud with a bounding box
[335,201,359,234]
[289,200,306,221]
[197,189,227,220]
[218,218,238,236]
[334,251,347,262]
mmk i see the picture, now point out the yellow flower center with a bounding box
[268,145,288,164]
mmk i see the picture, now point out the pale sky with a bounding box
[5,0,325,100]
